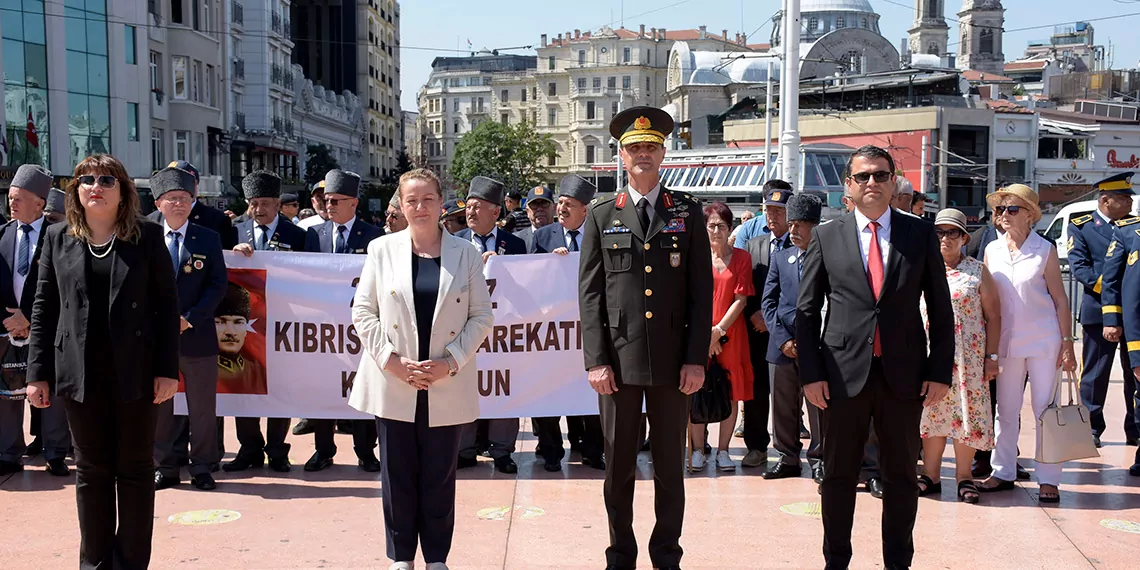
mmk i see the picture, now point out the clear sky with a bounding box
[398,0,1140,111]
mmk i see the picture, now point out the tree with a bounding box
[304,144,340,186]
[450,121,558,195]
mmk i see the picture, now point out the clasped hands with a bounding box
[25,376,179,408]
[385,354,450,390]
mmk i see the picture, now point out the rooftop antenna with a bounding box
[741,0,745,40]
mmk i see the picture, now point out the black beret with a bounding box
[467,176,504,205]
[216,282,252,319]
[242,170,281,200]
[557,174,596,206]
[324,169,361,198]
[786,193,822,224]
[45,188,65,214]
[11,164,53,200]
[505,189,523,201]
[150,167,197,200]
[280,193,299,204]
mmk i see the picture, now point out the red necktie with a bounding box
[867,221,884,356]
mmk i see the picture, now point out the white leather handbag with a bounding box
[1036,367,1100,464]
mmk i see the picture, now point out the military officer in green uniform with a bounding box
[579,106,713,570]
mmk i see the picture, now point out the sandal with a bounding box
[1038,484,1060,504]
[957,480,980,504]
[977,477,1015,493]
[917,474,942,496]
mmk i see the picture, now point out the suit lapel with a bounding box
[60,233,87,295]
[177,228,193,278]
[239,221,256,246]
[644,190,668,242]
[320,222,334,253]
[395,232,417,322]
[843,215,876,303]
[432,236,460,324]
[879,210,909,302]
[616,191,645,243]
[0,223,16,274]
[109,239,133,309]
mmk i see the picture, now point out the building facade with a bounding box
[358,0,401,181]
[401,109,419,162]
[957,0,1005,76]
[908,0,949,57]
[293,66,365,178]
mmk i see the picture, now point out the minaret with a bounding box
[908,0,950,58]
[957,0,1006,76]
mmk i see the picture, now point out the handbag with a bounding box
[690,357,733,424]
[1035,367,1099,464]
[0,335,29,401]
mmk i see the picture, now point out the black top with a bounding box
[84,243,117,386]
[411,254,441,361]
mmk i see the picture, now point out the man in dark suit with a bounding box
[0,164,70,476]
[151,161,237,249]
[741,180,792,468]
[796,145,954,570]
[301,170,385,473]
[454,176,528,474]
[965,212,998,261]
[760,193,824,483]
[512,184,556,250]
[223,170,307,473]
[150,167,229,491]
[530,174,605,472]
[580,107,713,570]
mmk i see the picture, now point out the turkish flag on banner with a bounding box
[25,108,38,148]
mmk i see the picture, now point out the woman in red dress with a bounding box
[689,201,754,472]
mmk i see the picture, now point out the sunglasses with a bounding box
[78,175,117,188]
[934,228,965,240]
[326,197,353,206]
[994,205,1023,216]
[386,210,402,219]
[850,171,893,184]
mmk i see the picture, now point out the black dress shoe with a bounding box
[761,462,801,480]
[154,471,181,490]
[358,456,382,472]
[177,457,190,467]
[655,566,682,570]
[702,443,712,455]
[1016,464,1031,480]
[336,420,354,434]
[291,419,315,436]
[268,457,292,472]
[209,462,221,473]
[46,459,70,477]
[304,452,334,472]
[494,456,518,474]
[1093,434,1103,448]
[191,473,217,490]
[1129,463,1140,476]
[24,437,42,457]
[970,462,992,478]
[866,478,884,499]
[812,465,825,484]
[582,455,606,470]
[543,456,561,472]
[1127,436,1139,446]
[222,454,264,472]
[0,460,24,475]
[457,455,478,469]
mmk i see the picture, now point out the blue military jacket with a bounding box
[761,246,803,366]
[1101,215,1140,363]
[1067,211,1116,325]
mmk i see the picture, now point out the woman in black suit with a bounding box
[25,154,181,570]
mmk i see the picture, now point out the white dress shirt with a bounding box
[853,208,893,272]
[163,219,189,264]
[563,222,585,250]
[469,227,498,252]
[626,183,662,220]
[253,215,281,249]
[12,216,45,303]
[331,217,357,253]
[298,214,326,230]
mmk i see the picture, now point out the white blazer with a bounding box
[348,228,494,427]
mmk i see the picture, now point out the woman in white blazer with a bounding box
[349,168,494,570]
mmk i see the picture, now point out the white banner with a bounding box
[174,251,599,420]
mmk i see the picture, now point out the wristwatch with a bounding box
[985,354,998,362]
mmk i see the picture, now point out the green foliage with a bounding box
[304,144,340,186]
[450,121,557,194]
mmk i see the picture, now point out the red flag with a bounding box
[25,108,38,148]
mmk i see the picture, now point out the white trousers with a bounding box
[992,356,1064,486]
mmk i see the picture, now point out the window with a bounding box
[149,51,160,90]
[192,0,200,30]
[586,101,596,120]
[172,56,188,99]
[477,97,484,112]
[980,28,994,55]
[578,50,586,65]
[622,76,631,89]
[501,89,508,102]
[646,76,651,94]
[548,82,557,96]
[548,108,557,126]
[202,0,210,33]
[607,77,616,89]
[175,130,189,161]
[521,88,527,102]
[126,102,138,141]
[172,0,184,24]
[125,26,136,64]
[611,101,618,117]
[593,77,601,90]
[548,152,556,166]
[577,77,586,90]
[845,50,861,74]
[193,132,204,171]
[453,98,459,112]
[586,144,595,164]
[836,16,845,29]
[205,65,214,106]
[532,86,537,100]
[501,113,509,124]
[808,17,819,31]
[861,17,868,29]
[453,122,459,133]
[192,60,202,102]
[645,49,650,64]
[623,47,631,63]
[1037,137,1089,160]
[151,128,163,170]
[548,56,555,70]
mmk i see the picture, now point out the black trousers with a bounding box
[599,384,688,569]
[377,391,462,564]
[534,415,603,460]
[173,418,226,462]
[313,419,379,460]
[743,329,772,452]
[1079,324,1139,438]
[820,360,922,570]
[63,395,158,570]
[233,417,291,460]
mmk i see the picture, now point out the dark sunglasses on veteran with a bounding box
[849,171,893,184]
[993,205,1023,216]
[78,174,117,188]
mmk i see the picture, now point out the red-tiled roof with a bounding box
[546,27,736,47]
[985,99,1034,114]
[747,43,771,51]
[961,69,1014,82]
[1005,60,1048,72]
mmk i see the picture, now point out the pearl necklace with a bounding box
[87,235,116,259]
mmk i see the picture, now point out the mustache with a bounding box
[219,335,240,343]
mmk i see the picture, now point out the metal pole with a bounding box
[765,59,774,179]
[920,135,928,196]
[779,0,801,186]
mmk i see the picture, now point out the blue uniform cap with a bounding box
[1094,171,1135,195]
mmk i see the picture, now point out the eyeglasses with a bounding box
[326,198,353,206]
[850,171,893,185]
[385,210,402,219]
[934,228,965,240]
[161,196,193,205]
[78,175,117,188]
[706,223,730,232]
[994,205,1023,216]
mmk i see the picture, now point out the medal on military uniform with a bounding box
[670,252,681,267]
[193,260,204,270]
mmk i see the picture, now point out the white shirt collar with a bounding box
[163,218,189,236]
[258,215,281,235]
[22,216,45,235]
[627,183,661,207]
[333,216,357,234]
[563,221,586,235]
[854,207,892,233]
[1096,207,1113,225]
[473,226,498,240]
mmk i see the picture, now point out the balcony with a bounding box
[231,1,243,27]
[270,11,283,36]
[234,112,246,130]
[272,116,284,132]
[570,87,637,99]
[231,58,245,80]
[467,106,488,116]
[270,64,293,89]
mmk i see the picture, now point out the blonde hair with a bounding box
[66,154,142,243]
[397,168,442,201]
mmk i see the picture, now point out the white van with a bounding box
[1043,196,1140,266]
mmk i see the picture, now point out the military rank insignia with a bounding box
[1108,241,1118,257]
[663,218,686,233]
[1066,236,1074,252]
[603,227,631,234]
[1130,251,1138,266]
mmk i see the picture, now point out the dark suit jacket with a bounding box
[529,222,578,254]
[170,223,228,357]
[27,221,181,403]
[234,216,307,252]
[744,232,788,325]
[304,218,385,254]
[795,210,954,399]
[966,224,998,261]
[761,246,802,366]
[514,224,535,250]
[454,227,527,256]
[0,218,52,318]
[149,202,236,249]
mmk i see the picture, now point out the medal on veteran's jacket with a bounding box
[193,260,204,270]
[670,252,681,267]
[663,218,686,233]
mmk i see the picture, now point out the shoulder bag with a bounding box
[1035,367,1099,464]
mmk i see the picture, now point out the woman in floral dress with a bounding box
[919,209,1002,503]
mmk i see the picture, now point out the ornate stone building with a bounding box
[957,0,1005,76]
[909,0,950,57]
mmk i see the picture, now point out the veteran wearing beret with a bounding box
[579,106,712,570]
[149,160,236,248]
[151,167,229,491]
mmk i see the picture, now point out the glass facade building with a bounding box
[2,0,50,166]
[65,0,111,167]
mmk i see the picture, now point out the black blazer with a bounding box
[149,202,237,249]
[761,247,801,366]
[27,221,181,403]
[170,223,229,357]
[0,218,52,318]
[529,222,576,254]
[744,233,787,326]
[795,210,954,399]
[454,227,528,256]
[304,219,385,254]
[234,216,307,251]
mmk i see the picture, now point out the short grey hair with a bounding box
[895,176,914,195]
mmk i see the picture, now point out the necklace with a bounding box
[88,235,116,258]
